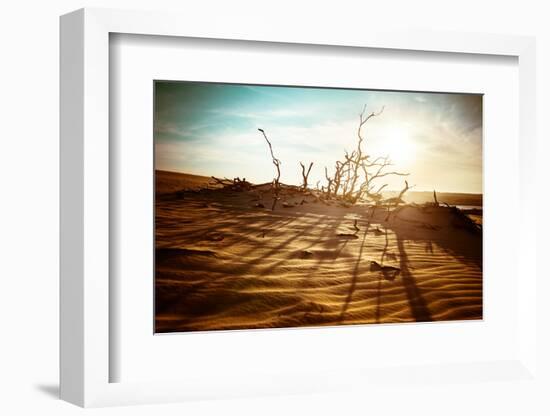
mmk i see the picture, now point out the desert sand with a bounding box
[155,170,482,333]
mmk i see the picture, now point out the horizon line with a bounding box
[155,169,483,196]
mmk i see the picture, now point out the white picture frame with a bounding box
[60,7,539,408]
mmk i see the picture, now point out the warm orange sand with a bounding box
[155,170,482,333]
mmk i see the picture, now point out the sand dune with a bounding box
[155,170,482,333]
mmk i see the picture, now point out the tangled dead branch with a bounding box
[249,107,411,217]
[322,105,409,206]
[210,176,253,191]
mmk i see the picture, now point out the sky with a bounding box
[154,81,482,194]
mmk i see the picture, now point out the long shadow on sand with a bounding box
[337,207,481,325]
[395,237,432,322]
[381,209,482,322]
[338,223,370,323]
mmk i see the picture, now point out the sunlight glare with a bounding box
[385,126,416,165]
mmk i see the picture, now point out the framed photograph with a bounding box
[153,81,483,334]
[60,8,539,408]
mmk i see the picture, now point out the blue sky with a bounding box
[154,81,482,193]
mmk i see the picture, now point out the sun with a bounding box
[384,126,416,165]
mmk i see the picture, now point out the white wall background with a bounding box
[0,1,548,415]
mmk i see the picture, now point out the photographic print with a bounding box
[154,81,482,333]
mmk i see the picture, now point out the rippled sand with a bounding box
[155,171,482,333]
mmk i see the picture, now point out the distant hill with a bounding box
[384,190,482,207]
[156,170,482,207]
[155,170,213,194]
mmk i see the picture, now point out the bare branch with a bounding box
[299,161,314,191]
[258,128,282,210]
[341,105,386,202]
[385,180,414,221]
[372,171,409,179]
[433,190,439,207]
[324,166,333,197]
[375,183,388,194]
